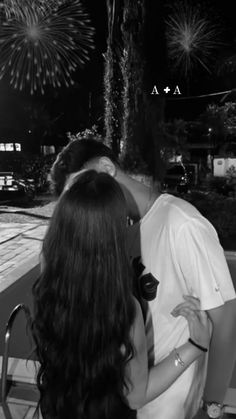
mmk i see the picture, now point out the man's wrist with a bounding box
[201,400,224,418]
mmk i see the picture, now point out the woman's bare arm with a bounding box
[125,298,210,410]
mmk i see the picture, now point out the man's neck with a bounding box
[115,170,160,220]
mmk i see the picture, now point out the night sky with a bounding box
[0,0,236,147]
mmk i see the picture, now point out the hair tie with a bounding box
[188,338,208,352]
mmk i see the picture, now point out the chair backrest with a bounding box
[0,303,38,419]
[1,304,34,403]
[0,262,40,359]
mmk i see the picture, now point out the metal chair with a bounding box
[0,303,39,419]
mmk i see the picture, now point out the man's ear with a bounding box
[97,157,116,177]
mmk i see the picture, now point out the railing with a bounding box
[0,303,38,419]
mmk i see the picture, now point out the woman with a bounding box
[33,170,210,419]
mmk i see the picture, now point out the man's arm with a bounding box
[176,217,236,418]
[193,298,236,418]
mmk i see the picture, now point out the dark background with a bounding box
[0,0,236,149]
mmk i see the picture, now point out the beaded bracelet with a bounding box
[188,338,208,353]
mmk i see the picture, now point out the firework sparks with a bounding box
[0,0,64,19]
[0,0,95,94]
[166,1,219,77]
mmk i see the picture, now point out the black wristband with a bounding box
[188,338,208,353]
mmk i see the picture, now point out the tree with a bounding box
[120,0,167,181]
[104,0,123,156]
[104,0,167,182]
[161,118,190,163]
[199,102,236,148]
[120,0,145,161]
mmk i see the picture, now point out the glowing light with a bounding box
[0,142,21,151]
[0,0,95,94]
[166,1,219,76]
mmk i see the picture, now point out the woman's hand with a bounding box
[171,295,211,350]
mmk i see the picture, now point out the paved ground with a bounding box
[0,199,55,290]
[0,198,56,224]
[0,223,48,291]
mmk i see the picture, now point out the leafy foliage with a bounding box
[199,102,236,144]
[186,191,236,243]
[67,125,103,142]
[160,118,190,163]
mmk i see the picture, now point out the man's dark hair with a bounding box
[50,137,119,196]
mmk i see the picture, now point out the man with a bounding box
[50,138,236,419]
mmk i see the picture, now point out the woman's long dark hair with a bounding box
[32,170,136,419]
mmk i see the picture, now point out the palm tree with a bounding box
[104,0,123,156]
[120,0,145,160]
[104,0,167,182]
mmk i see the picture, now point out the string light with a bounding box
[167,89,236,101]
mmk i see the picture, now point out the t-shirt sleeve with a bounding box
[176,217,236,310]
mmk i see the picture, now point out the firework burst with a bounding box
[0,0,64,19]
[0,0,95,94]
[166,1,220,77]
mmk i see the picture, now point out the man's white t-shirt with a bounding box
[128,194,235,419]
